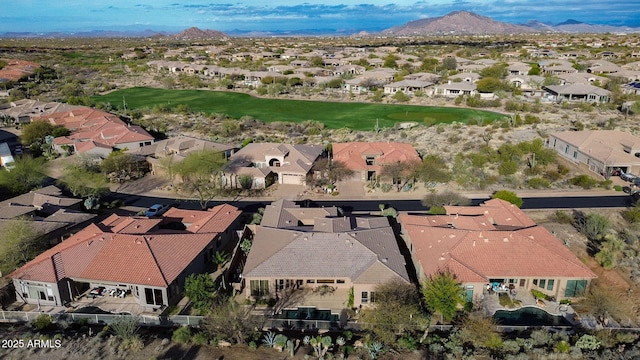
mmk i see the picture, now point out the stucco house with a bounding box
[332,142,421,182]
[432,82,478,98]
[543,84,611,103]
[399,199,597,304]
[383,80,433,95]
[33,107,154,156]
[225,143,323,188]
[11,204,242,312]
[546,130,640,177]
[241,200,410,314]
[127,136,235,178]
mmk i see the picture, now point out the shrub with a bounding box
[552,210,573,224]
[613,185,623,192]
[172,326,192,344]
[528,177,550,189]
[492,190,523,207]
[531,289,546,300]
[569,175,598,189]
[397,335,418,351]
[575,334,600,350]
[192,332,209,345]
[428,205,446,215]
[32,314,52,331]
[555,340,571,353]
[622,207,640,223]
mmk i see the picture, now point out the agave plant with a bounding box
[365,341,384,360]
[262,331,277,347]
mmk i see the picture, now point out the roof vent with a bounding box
[503,237,509,242]
[484,238,489,243]
[381,258,388,263]
[473,240,476,247]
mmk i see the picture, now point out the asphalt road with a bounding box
[114,193,634,213]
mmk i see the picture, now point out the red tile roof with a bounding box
[400,199,596,283]
[11,205,241,287]
[332,142,421,172]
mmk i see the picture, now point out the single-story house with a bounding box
[225,143,324,188]
[543,84,611,103]
[332,142,421,182]
[433,82,478,98]
[383,80,433,95]
[546,130,640,176]
[399,199,597,304]
[241,200,410,313]
[11,204,242,311]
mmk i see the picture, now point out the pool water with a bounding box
[280,307,339,322]
[493,307,571,326]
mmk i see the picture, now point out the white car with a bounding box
[621,173,637,182]
[145,204,170,217]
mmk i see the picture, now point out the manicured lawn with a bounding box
[93,87,507,130]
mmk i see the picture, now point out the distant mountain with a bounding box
[556,19,584,26]
[0,29,165,38]
[170,27,228,40]
[383,11,535,35]
[520,20,557,32]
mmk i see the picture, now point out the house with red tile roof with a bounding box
[11,204,242,311]
[399,199,596,304]
[31,107,154,157]
[332,142,421,182]
[242,200,410,316]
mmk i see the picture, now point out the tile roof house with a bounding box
[433,81,478,98]
[242,200,410,314]
[543,83,611,103]
[0,99,80,124]
[127,136,236,177]
[546,130,640,177]
[225,143,323,188]
[32,107,154,157]
[399,199,597,304]
[11,204,242,311]
[0,185,96,276]
[332,142,421,182]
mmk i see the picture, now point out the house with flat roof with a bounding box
[546,130,640,176]
[241,200,410,314]
[332,142,421,182]
[398,199,597,304]
[11,204,242,311]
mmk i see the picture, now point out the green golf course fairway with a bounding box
[93,87,507,131]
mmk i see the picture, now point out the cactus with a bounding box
[262,331,277,347]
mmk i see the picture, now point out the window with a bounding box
[250,280,269,297]
[547,279,555,291]
[365,157,375,166]
[565,280,587,297]
[317,279,335,284]
[361,291,369,304]
[573,151,577,159]
[533,279,538,286]
[565,145,570,154]
[336,279,345,284]
[306,279,316,284]
[370,292,376,303]
[519,279,526,287]
[145,288,164,306]
[539,279,546,289]
[508,279,517,284]
[553,139,557,147]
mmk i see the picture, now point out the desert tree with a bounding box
[183,273,218,311]
[58,163,110,201]
[417,154,452,184]
[201,301,265,345]
[491,190,523,207]
[380,159,422,192]
[573,280,634,326]
[0,217,44,275]
[422,190,471,209]
[176,149,227,209]
[421,271,464,323]
[358,280,428,345]
[0,155,49,196]
[307,158,354,188]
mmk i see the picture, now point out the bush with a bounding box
[622,207,640,223]
[552,210,573,224]
[569,175,598,189]
[397,335,418,351]
[492,190,523,207]
[528,177,550,189]
[531,289,546,300]
[32,314,52,331]
[172,326,192,344]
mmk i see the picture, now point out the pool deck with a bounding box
[483,290,579,326]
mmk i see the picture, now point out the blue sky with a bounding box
[2,1,639,34]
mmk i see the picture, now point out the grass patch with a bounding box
[93,87,507,131]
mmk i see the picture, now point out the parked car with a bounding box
[621,172,637,182]
[145,203,170,217]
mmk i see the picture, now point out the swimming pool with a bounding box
[493,307,571,327]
